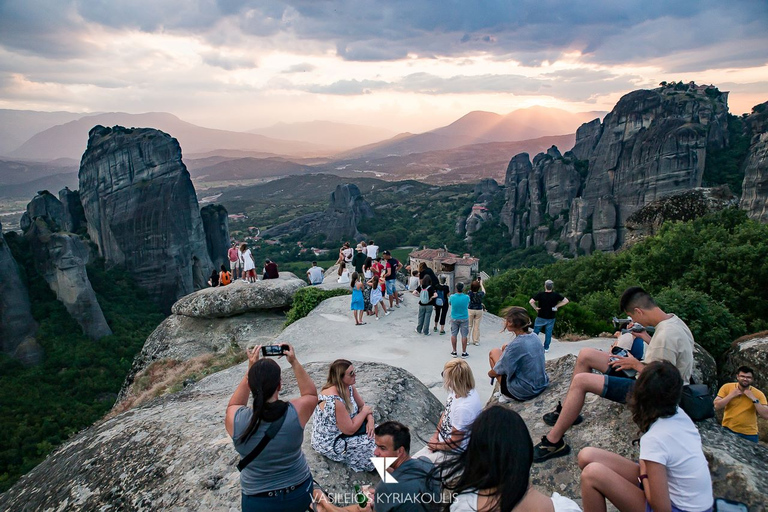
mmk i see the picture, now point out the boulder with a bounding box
[24,217,112,339]
[200,204,230,272]
[721,333,768,390]
[491,354,768,510]
[0,223,41,364]
[171,274,306,318]
[0,361,442,511]
[116,311,287,403]
[78,125,213,313]
[19,190,66,233]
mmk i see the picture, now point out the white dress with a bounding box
[242,249,255,272]
[451,491,581,511]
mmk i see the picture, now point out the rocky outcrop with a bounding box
[78,125,212,312]
[0,222,41,365]
[261,183,373,242]
[58,187,86,233]
[623,186,738,246]
[19,190,66,233]
[171,275,306,318]
[200,204,230,271]
[740,102,768,222]
[473,178,501,202]
[493,354,767,510]
[24,217,112,339]
[0,361,442,511]
[115,311,287,403]
[502,83,731,253]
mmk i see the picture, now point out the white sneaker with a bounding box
[385,311,391,316]
[497,394,514,404]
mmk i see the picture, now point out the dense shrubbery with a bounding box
[0,233,164,493]
[485,209,768,362]
[284,286,351,326]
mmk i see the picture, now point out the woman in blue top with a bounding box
[225,344,318,512]
[488,306,549,402]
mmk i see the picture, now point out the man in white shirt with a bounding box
[306,261,324,285]
[366,240,379,259]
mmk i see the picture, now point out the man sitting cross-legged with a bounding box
[533,286,695,462]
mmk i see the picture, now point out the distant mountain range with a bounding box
[0,110,87,155]
[7,112,334,161]
[335,106,603,159]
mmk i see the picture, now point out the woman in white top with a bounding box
[440,405,581,511]
[240,243,256,283]
[579,360,713,512]
[415,359,482,463]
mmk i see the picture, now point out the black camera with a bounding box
[261,344,289,357]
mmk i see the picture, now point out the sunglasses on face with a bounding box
[347,371,356,377]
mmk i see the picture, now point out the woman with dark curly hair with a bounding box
[437,405,580,511]
[578,360,713,512]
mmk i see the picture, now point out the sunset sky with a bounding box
[1,0,767,133]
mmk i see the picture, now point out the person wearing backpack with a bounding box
[219,265,232,286]
[225,344,317,512]
[415,275,436,335]
[432,275,451,335]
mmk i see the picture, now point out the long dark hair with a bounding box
[436,406,532,511]
[239,359,288,441]
[363,256,373,271]
[628,360,683,433]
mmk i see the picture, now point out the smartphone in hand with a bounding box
[261,344,289,357]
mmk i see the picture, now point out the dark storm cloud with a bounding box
[1,0,765,71]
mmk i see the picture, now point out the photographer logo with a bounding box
[370,457,399,483]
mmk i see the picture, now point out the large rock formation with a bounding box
[495,354,767,510]
[24,217,112,339]
[20,192,112,340]
[622,186,738,248]
[0,361,442,511]
[200,204,230,272]
[171,274,306,318]
[78,125,212,312]
[0,222,41,365]
[502,83,731,252]
[740,102,768,221]
[261,183,374,242]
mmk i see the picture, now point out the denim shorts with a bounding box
[451,318,469,337]
[385,279,397,296]
[601,375,635,404]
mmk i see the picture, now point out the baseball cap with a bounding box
[382,250,391,256]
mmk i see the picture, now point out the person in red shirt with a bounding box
[228,241,241,280]
[263,259,279,280]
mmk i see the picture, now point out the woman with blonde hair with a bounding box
[488,306,549,403]
[311,359,376,472]
[415,358,483,463]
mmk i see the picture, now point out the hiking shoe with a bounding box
[543,401,584,427]
[533,435,571,463]
[461,352,469,358]
[434,326,438,332]
[439,331,446,335]
[450,351,458,357]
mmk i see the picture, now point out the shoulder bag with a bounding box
[236,409,288,471]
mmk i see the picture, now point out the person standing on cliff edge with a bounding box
[529,280,569,353]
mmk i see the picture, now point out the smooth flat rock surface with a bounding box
[275,293,612,403]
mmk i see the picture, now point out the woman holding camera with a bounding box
[578,360,713,512]
[311,359,376,472]
[225,344,318,512]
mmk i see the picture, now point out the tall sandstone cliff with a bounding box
[79,126,212,312]
[0,221,41,365]
[502,84,730,253]
[740,102,768,221]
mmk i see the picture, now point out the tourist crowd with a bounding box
[223,241,761,512]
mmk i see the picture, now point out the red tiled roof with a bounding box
[410,248,478,266]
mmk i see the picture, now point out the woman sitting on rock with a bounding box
[415,358,482,463]
[311,359,376,473]
[439,405,582,511]
[578,360,713,512]
[488,306,549,403]
[225,344,318,512]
